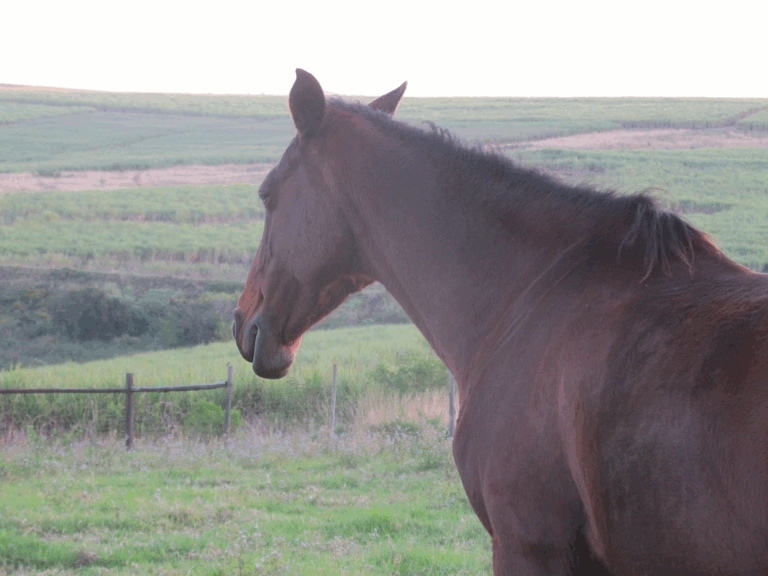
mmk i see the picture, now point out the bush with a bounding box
[48,288,148,341]
[369,353,446,396]
[182,400,242,437]
[153,299,226,346]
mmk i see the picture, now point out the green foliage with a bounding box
[369,352,447,396]
[0,266,406,370]
[48,288,148,341]
[0,268,242,369]
[0,184,264,224]
[375,418,423,438]
[182,400,242,437]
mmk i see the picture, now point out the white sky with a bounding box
[2,0,767,98]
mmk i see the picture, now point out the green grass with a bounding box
[0,324,459,576]
[0,426,490,575]
[0,324,437,435]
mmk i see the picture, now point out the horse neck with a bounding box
[326,122,591,378]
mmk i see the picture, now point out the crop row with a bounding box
[0,184,265,224]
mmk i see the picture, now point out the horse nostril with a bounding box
[232,309,245,339]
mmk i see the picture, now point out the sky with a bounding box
[3,0,766,98]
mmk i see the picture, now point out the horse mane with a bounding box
[330,99,720,278]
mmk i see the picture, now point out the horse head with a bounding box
[233,69,407,378]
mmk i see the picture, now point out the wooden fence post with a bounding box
[448,372,456,438]
[125,373,134,451]
[329,363,338,439]
[224,364,233,442]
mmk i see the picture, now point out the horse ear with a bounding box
[289,69,326,139]
[369,81,407,115]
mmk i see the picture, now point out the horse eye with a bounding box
[258,191,271,204]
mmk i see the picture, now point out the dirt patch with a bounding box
[0,163,273,194]
[510,127,768,150]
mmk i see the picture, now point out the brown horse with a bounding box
[233,69,768,575]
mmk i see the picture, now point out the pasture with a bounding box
[0,428,489,576]
[0,326,485,575]
[3,85,768,573]
[0,325,442,436]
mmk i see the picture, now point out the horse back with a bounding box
[587,270,768,574]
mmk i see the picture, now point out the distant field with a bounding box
[736,109,768,131]
[0,89,288,118]
[2,149,768,276]
[0,184,263,277]
[0,101,96,123]
[2,87,768,173]
[0,111,292,173]
[400,97,768,144]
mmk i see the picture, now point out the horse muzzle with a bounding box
[233,309,295,379]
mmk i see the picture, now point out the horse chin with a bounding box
[252,327,298,379]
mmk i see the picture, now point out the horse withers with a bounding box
[233,69,768,575]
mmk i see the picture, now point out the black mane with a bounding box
[330,99,719,277]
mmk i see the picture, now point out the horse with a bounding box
[233,69,768,575]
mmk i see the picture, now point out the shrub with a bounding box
[48,288,148,341]
[153,299,226,346]
[369,352,446,396]
[182,400,242,437]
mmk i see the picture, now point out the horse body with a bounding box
[233,69,768,574]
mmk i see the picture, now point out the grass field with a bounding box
[2,88,768,173]
[0,428,489,576]
[0,325,481,575]
[0,325,438,436]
